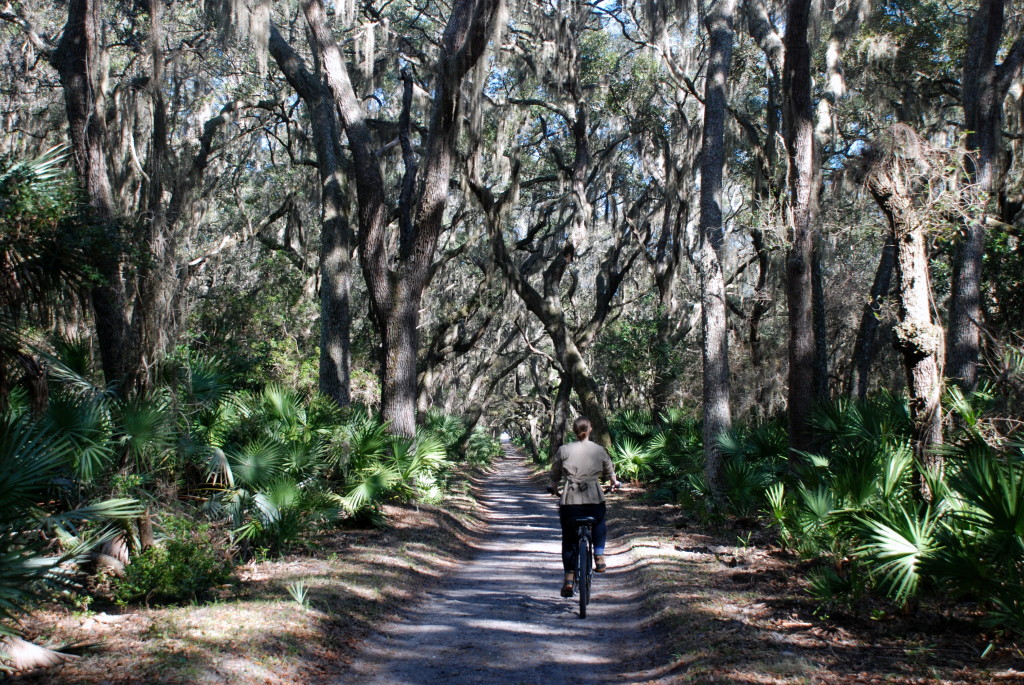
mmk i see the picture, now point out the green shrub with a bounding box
[464,427,502,465]
[0,415,142,641]
[610,437,652,482]
[112,516,232,605]
[423,410,466,455]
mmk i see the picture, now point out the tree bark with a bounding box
[848,240,895,400]
[949,0,1024,391]
[300,0,500,435]
[745,0,782,371]
[317,194,353,407]
[812,242,829,400]
[51,0,130,388]
[867,129,944,492]
[697,0,736,502]
[782,0,818,460]
[125,2,173,396]
[748,228,771,367]
[548,371,572,455]
[268,23,354,407]
[649,157,689,419]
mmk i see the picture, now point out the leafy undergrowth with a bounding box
[14,470,489,684]
[17,458,1024,684]
[611,491,1024,684]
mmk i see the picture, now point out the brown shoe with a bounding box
[560,572,574,597]
[595,555,607,572]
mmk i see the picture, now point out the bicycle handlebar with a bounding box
[548,482,624,497]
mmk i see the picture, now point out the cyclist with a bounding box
[549,416,620,598]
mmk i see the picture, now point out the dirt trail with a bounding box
[338,443,668,684]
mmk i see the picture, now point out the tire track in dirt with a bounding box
[336,442,670,684]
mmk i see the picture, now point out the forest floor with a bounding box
[14,443,1024,684]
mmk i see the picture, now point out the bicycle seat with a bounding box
[573,516,597,525]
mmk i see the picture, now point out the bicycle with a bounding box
[572,515,596,619]
[549,482,620,618]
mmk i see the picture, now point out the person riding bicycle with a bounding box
[549,416,620,598]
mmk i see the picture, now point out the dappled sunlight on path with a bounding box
[337,443,667,684]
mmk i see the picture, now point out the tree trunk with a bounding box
[559,333,613,450]
[748,228,770,367]
[268,23,353,407]
[867,130,944,494]
[527,415,542,462]
[699,247,731,499]
[888,212,943,483]
[300,0,500,435]
[697,0,736,503]
[318,202,352,407]
[51,0,130,388]
[812,242,829,400]
[949,0,1024,391]
[782,0,818,460]
[313,110,353,408]
[650,191,686,419]
[848,240,896,400]
[125,2,172,396]
[548,371,572,455]
[380,290,420,437]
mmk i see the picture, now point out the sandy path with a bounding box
[337,443,666,685]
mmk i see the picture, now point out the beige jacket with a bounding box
[550,439,616,506]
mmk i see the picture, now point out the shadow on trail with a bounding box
[336,443,680,685]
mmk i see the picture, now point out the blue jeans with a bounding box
[558,503,607,573]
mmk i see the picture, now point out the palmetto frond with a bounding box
[0,417,66,520]
[948,449,1024,563]
[423,409,465,451]
[878,443,914,503]
[341,465,401,513]
[385,435,448,499]
[611,409,655,443]
[49,334,93,379]
[114,395,174,469]
[225,437,285,489]
[261,384,303,434]
[180,353,235,407]
[857,504,940,606]
[611,437,651,482]
[42,393,114,482]
[797,485,835,533]
[0,145,69,199]
[0,146,81,322]
[338,414,391,473]
[0,415,139,638]
[39,500,143,538]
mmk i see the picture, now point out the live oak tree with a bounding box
[781,0,819,458]
[4,0,1024,503]
[265,15,355,407]
[695,0,737,501]
[864,126,947,485]
[301,0,503,436]
[217,0,505,432]
[2,0,277,394]
[948,0,1024,392]
[468,0,649,450]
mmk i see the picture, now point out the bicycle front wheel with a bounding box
[578,541,591,618]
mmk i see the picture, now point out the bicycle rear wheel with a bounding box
[578,538,591,618]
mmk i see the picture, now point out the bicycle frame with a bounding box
[573,516,596,618]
